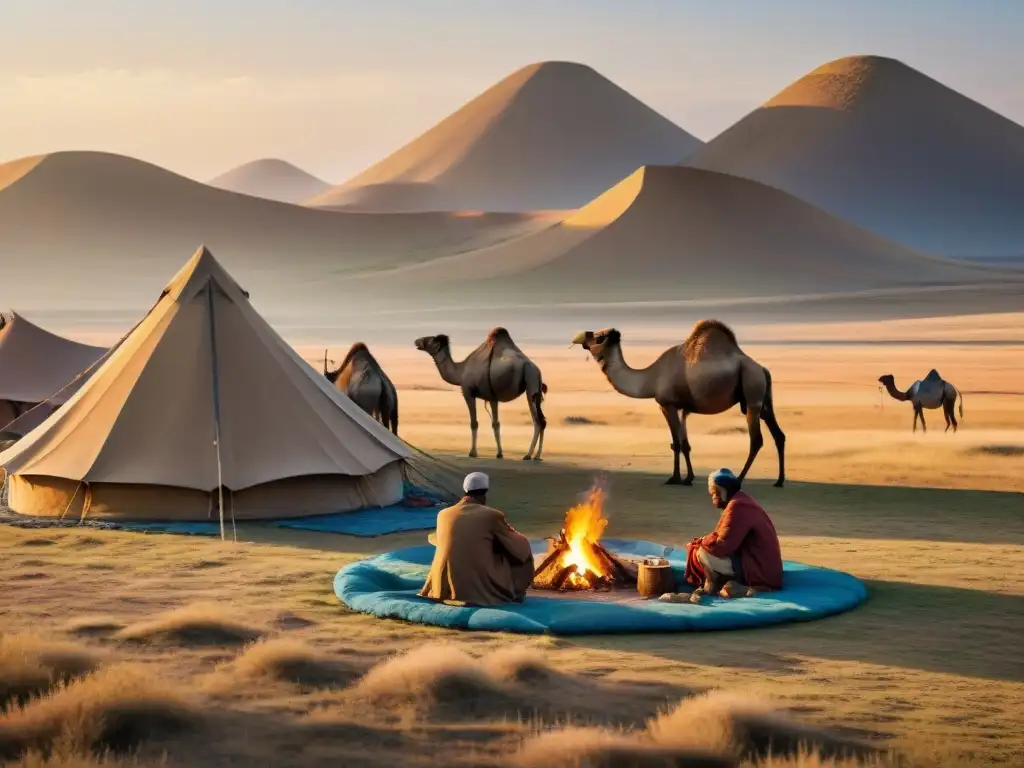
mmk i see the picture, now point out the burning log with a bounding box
[549,563,579,591]
[531,481,638,593]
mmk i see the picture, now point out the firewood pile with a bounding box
[532,528,638,592]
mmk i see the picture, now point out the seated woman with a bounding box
[686,468,783,602]
[419,472,535,607]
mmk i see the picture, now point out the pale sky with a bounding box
[2,0,1022,182]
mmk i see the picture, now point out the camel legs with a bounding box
[660,406,693,485]
[736,404,765,484]
[913,405,926,433]
[463,390,479,458]
[490,400,503,459]
[524,390,546,461]
[943,398,958,433]
[761,405,786,487]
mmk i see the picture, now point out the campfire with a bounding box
[532,482,638,592]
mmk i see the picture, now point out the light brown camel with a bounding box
[414,327,547,460]
[878,370,963,433]
[571,320,785,487]
[324,343,399,435]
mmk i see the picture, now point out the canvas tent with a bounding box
[0,312,108,435]
[0,246,428,525]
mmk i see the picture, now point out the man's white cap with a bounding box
[463,472,490,493]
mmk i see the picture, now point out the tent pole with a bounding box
[206,286,229,542]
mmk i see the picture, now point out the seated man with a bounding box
[419,472,535,606]
[687,468,783,602]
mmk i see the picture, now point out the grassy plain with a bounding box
[2,315,1022,766]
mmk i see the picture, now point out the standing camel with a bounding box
[414,327,547,460]
[571,320,785,487]
[324,343,399,435]
[878,370,963,433]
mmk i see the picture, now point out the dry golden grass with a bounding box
[516,690,889,767]
[114,604,263,648]
[0,665,196,760]
[1,329,1022,766]
[223,638,360,688]
[0,515,1018,766]
[349,643,515,720]
[4,748,161,768]
[648,691,875,761]
[515,728,735,768]
[0,635,101,710]
[62,618,126,638]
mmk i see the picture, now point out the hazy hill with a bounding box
[208,159,330,204]
[346,165,1011,306]
[0,151,551,311]
[309,61,702,212]
[685,55,1024,260]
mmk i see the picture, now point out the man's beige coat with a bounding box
[419,497,534,606]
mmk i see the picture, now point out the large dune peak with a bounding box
[309,60,702,212]
[685,55,1024,259]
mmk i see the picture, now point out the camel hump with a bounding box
[339,342,375,370]
[923,369,942,382]
[486,326,521,354]
[683,318,740,362]
[487,326,513,344]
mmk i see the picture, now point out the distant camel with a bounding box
[414,327,547,460]
[571,320,785,487]
[324,343,399,435]
[878,370,963,433]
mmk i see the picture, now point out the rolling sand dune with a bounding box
[207,159,331,204]
[350,165,1013,307]
[685,55,1024,259]
[0,151,552,310]
[309,61,702,212]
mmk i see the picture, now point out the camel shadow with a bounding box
[474,462,1024,546]
[564,578,1024,682]
[232,462,1024,555]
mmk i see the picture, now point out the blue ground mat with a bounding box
[104,491,443,538]
[269,504,439,536]
[334,538,868,635]
[110,520,224,536]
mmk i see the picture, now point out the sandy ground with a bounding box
[2,326,1023,766]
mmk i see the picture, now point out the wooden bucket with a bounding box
[637,558,676,598]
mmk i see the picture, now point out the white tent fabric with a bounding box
[0,312,107,433]
[0,246,412,522]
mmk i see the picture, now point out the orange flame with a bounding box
[559,482,609,587]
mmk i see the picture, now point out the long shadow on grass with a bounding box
[565,578,1024,682]
[478,462,1024,546]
